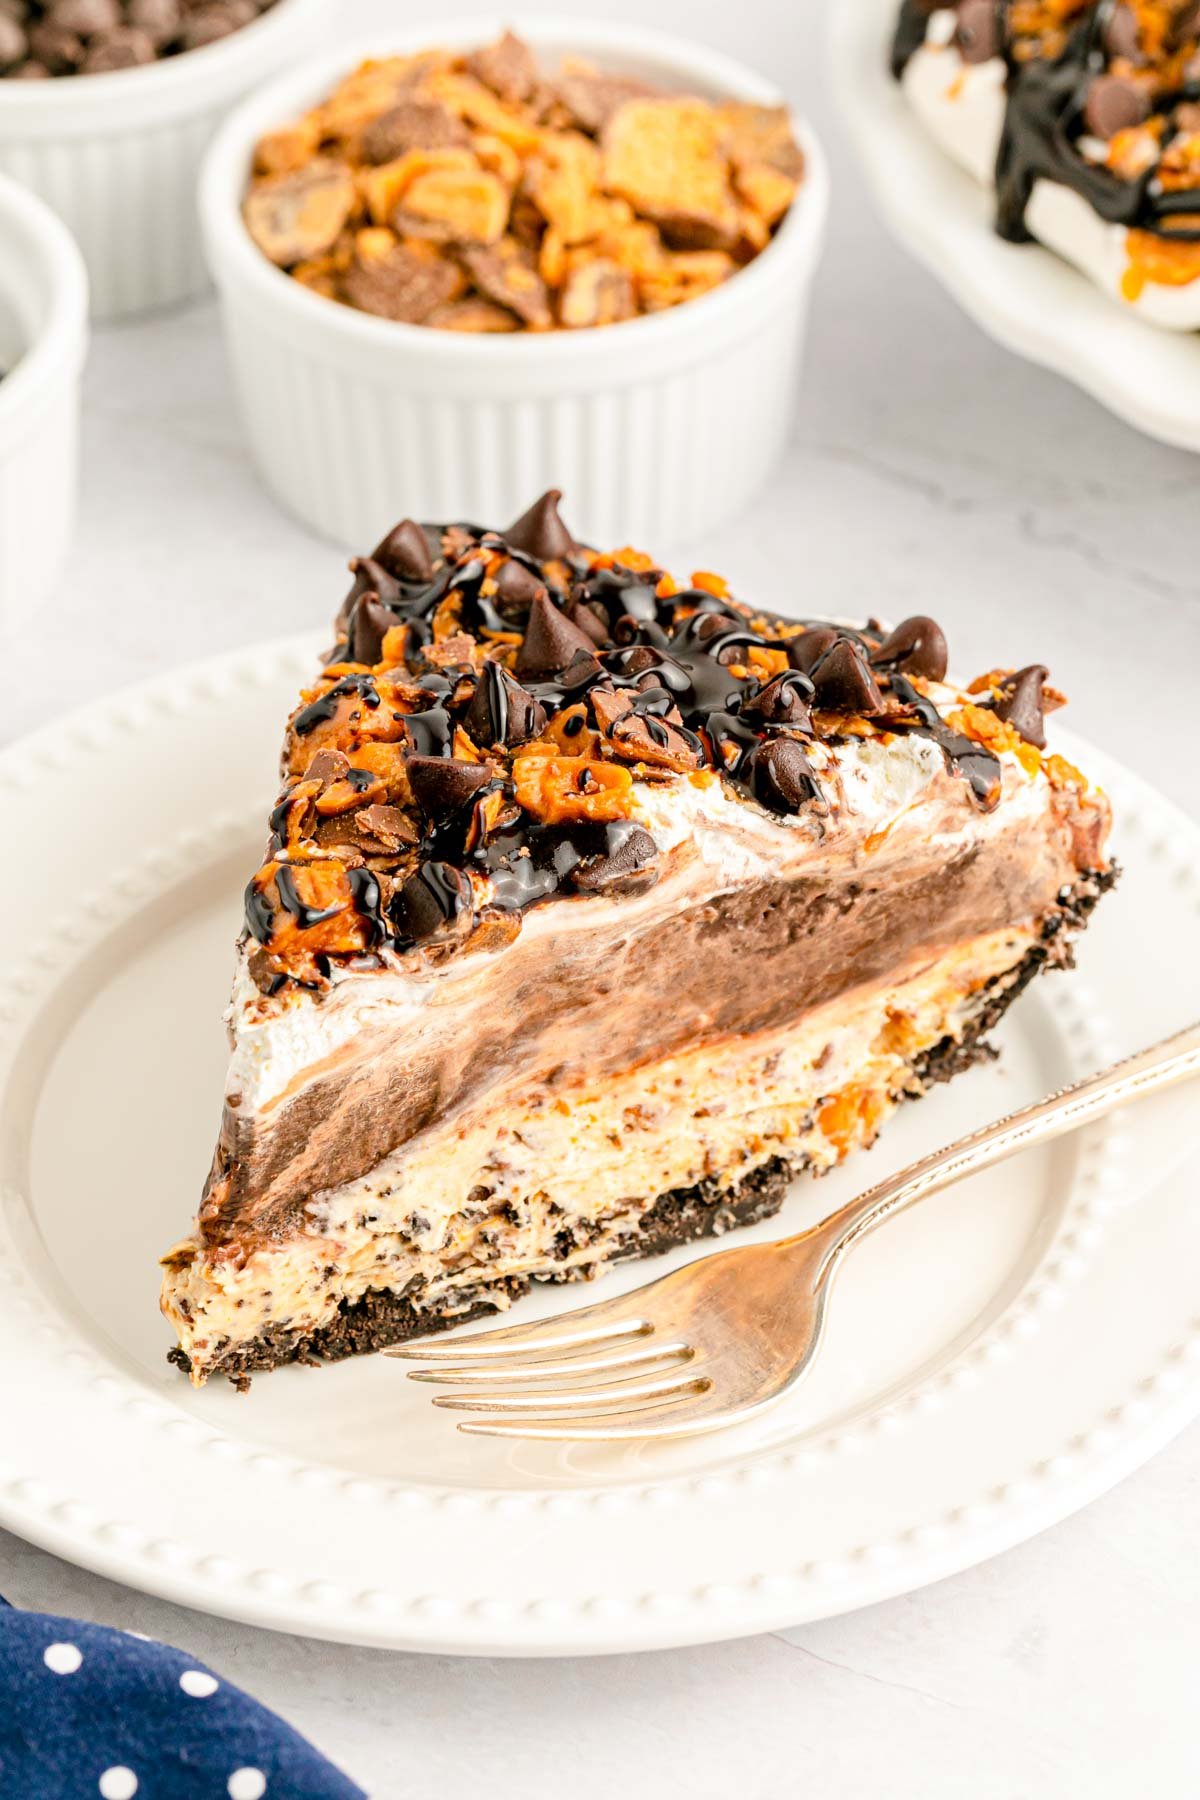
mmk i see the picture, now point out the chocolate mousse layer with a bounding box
[204,776,1107,1250]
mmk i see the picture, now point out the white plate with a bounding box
[1,635,1198,1656]
[831,0,1200,453]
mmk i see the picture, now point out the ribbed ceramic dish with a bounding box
[0,0,333,319]
[832,0,1200,452]
[0,171,87,626]
[199,19,830,551]
[0,636,1197,1655]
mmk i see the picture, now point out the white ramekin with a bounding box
[0,171,88,627]
[0,0,334,320]
[200,18,830,551]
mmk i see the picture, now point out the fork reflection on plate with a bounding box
[387,1021,1200,1443]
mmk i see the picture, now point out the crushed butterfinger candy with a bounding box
[242,31,804,330]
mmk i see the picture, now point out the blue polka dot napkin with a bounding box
[0,1598,365,1798]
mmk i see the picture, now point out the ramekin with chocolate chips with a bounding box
[0,0,331,316]
[199,20,830,549]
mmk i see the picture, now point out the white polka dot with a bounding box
[43,1642,82,1675]
[227,1773,266,1800]
[179,1669,219,1698]
[98,1770,138,1800]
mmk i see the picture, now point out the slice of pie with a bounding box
[162,491,1114,1386]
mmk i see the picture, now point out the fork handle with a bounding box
[796,1019,1200,1283]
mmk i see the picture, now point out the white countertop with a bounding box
[3,0,1198,1793]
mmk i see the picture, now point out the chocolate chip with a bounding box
[0,12,25,62]
[566,598,611,647]
[27,19,83,68]
[343,555,404,617]
[1084,74,1149,139]
[49,0,119,34]
[127,0,181,47]
[464,662,547,748]
[372,518,435,584]
[786,626,840,675]
[515,591,599,680]
[502,489,578,563]
[405,754,492,818]
[1104,3,1141,60]
[83,25,155,71]
[954,0,1002,64]
[491,556,548,613]
[181,0,254,50]
[346,592,396,667]
[389,861,472,944]
[809,639,885,713]
[748,737,821,815]
[994,664,1048,749]
[741,670,814,730]
[870,614,949,683]
[568,823,659,895]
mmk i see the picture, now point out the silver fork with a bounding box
[386,1020,1200,1442]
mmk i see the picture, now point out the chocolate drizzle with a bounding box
[247,491,1026,979]
[892,0,1200,245]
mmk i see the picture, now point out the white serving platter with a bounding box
[832,0,1200,452]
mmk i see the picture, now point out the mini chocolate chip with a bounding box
[27,19,83,67]
[503,488,578,562]
[515,591,600,680]
[810,639,885,713]
[372,518,435,583]
[748,737,821,815]
[741,670,814,730]
[405,754,492,818]
[0,12,25,62]
[389,861,472,945]
[954,0,1002,63]
[994,664,1048,749]
[464,661,547,748]
[346,592,396,666]
[1085,73,1149,139]
[83,25,155,70]
[127,0,181,46]
[182,0,254,49]
[870,614,949,682]
[786,626,840,674]
[48,0,119,33]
